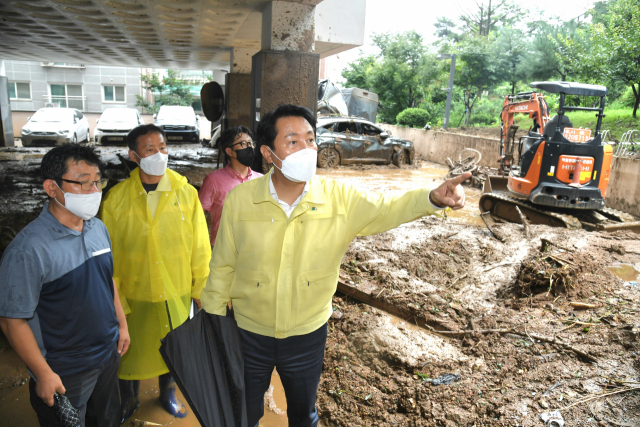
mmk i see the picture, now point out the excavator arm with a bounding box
[498,92,550,175]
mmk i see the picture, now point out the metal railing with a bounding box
[600,129,612,144]
[613,130,640,157]
[42,95,86,111]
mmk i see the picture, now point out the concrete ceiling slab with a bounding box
[0,0,328,70]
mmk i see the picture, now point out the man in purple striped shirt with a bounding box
[199,126,263,247]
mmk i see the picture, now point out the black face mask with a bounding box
[230,147,255,167]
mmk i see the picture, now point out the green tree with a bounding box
[136,69,196,114]
[493,26,528,94]
[459,0,525,37]
[350,31,428,123]
[434,17,461,44]
[341,54,376,90]
[455,37,499,126]
[592,0,640,117]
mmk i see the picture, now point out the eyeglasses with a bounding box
[231,140,255,150]
[61,178,109,191]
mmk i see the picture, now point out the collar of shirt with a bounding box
[268,169,309,217]
[224,164,254,182]
[150,173,172,192]
[40,201,95,240]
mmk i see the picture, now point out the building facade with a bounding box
[4,60,142,114]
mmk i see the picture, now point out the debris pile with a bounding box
[445,148,489,188]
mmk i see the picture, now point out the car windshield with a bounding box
[30,109,73,123]
[157,108,194,121]
[100,109,137,122]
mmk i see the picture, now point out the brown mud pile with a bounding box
[319,221,640,426]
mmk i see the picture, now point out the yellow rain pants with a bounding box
[100,168,211,380]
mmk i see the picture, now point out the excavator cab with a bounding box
[480,81,640,232]
[507,81,612,210]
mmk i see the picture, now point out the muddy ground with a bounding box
[1,146,639,427]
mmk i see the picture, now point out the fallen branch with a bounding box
[451,274,468,286]
[542,380,566,396]
[540,238,575,253]
[560,387,640,410]
[483,262,518,272]
[570,302,598,310]
[432,328,598,362]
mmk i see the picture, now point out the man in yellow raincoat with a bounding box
[100,124,211,421]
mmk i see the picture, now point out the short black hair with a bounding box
[41,144,105,186]
[256,104,316,150]
[126,124,166,152]
[219,126,252,163]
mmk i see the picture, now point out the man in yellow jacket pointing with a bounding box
[100,124,211,421]
[201,105,470,427]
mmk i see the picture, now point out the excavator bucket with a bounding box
[482,175,509,195]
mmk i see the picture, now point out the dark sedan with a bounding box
[316,117,415,168]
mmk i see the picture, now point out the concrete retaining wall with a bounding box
[380,124,640,218]
[607,157,640,217]
[380,125,500,168]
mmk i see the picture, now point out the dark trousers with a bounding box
[29,347,120,427]
[240,323,327,427]
[119,372,175,403]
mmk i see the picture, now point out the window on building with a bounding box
[103,85,125,103]
[7,82,31,100]
[49,84,84,109]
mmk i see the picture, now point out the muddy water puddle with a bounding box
[318,163,484,226]
[607,264,640,281]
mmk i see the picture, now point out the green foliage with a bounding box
[339,0,640,125]
[563,108,640,141]
[341,53,376,90]
[591,0,640,116]
[396,108,431,128]
[343,31,429,124]
[136,69,197,114]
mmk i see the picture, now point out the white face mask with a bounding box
[54,183,102,220]
[134,151,168,176]
[270,148,317,183]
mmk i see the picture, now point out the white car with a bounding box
[21,108,90,147]
[154,106,200,143]
[95,108,145,145]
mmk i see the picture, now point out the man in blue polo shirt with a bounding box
[0,145,129,427]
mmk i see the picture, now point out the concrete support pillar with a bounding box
[225,47,256,131]
[261,1,316,52]
[251,1,319,127]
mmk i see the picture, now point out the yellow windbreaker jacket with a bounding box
[201,172,437,339]
[100,168,211,380]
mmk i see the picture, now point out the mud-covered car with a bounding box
[316,117,414,168]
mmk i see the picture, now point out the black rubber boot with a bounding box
[119,379,140,424]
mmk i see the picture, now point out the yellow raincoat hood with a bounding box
[100,168,211,380]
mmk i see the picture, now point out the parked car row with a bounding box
[19,108,414,171]
[21,105,201,147]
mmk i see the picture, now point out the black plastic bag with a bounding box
[159,310,247,427]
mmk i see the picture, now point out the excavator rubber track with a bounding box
[479,177,640,232]
[479,192,583,229]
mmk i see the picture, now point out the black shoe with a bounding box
[120,397,140,424]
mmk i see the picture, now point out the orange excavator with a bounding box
[480,81,639,232]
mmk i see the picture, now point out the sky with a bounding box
[325,0,599,82]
